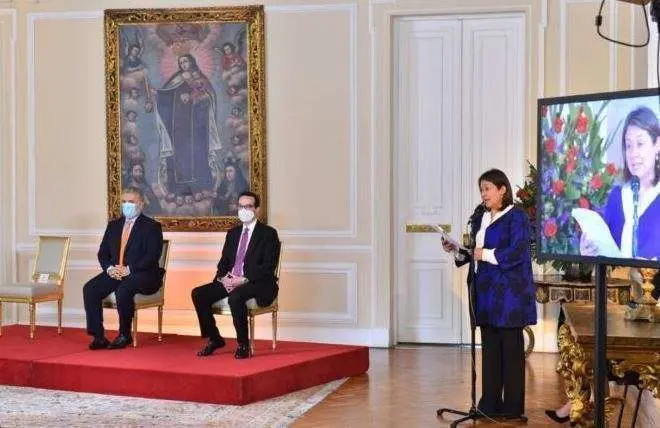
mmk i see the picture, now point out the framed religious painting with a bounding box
[104,6,267,231]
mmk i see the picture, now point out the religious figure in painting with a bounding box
[155,53,223,195]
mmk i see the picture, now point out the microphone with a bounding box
[465,203,486,249]
[631,177,640,257]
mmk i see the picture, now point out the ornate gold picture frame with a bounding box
[105,6,267,231]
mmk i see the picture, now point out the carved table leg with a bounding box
[557,324,593,427]
[523,326,534,358]
[556,324,625,427]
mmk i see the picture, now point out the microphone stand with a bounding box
[437,236,482,426]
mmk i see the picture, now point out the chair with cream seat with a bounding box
[0,236,71,338]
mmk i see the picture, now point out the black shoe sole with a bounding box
[545,409,570,424]
[197,340,226,357]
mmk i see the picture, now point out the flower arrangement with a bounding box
[515,162,538,260]
[519,100,621,273]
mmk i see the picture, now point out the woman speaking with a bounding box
[442,168,537,419]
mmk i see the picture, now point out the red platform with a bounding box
[0,325,369,405]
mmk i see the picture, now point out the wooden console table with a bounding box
[522,275,632,357]
[557,304,660,427]
[534,274,632,305]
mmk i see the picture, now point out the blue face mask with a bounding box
[122,202,139,219]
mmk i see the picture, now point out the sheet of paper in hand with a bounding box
[571,208,622,258]
[435,225,468,252]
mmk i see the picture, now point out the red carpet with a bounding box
[0,326,369,405]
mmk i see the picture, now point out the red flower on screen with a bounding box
[566,159,577,173]
[552,180,565,195]
[544,137,556,153]
[578,197,590,209]
[553,114,564,133]
[544,219,558,238]
[606,163,617,175]
[567,146,578,161]
[590,173,603,190]
[575,107,589,134]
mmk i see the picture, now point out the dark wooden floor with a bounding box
[293,346,597,427]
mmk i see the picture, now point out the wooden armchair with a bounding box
[212,242,282,356]
[102,240,170,347]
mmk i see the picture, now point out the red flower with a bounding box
[590,173,603,190]
[552,180,565,195]
[575,107,589,134]
[566,160,576,173]
[567,146,578,161]
[517,189,529,200]
[553,114,564,133]
[578,197,590,209]
[606,163,617,175]
[544,218,558,238]
[544,137,556,154]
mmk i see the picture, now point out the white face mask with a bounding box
[238,208,255,223]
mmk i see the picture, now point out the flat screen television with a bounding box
[536,88,660,269]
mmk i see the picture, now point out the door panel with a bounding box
[395,18,463,343]
[394,14,526,344]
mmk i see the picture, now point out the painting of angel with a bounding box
[105,7,267,231]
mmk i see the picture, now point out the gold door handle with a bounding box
[405,223,451,233]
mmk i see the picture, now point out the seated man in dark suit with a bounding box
[83,186,163,350]
[192,191,280,359]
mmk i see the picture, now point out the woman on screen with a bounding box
[581,106,660,259]
[441,169,537,420]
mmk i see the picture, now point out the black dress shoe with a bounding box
[107,334,133,349]
[196,338,226,357]
[545,409,570,424]
[234,344,251,359]
[88,337,110,350]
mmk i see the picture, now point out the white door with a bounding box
[394,15,525,344]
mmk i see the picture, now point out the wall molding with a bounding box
[15,241,373,255]
[19,305,388,346]
[266,4,358,238]
[648,7,658,87]
[281,261,358,325]
[538,0,548,99]
[560,0,618,94]
[0,9,16,284]
[27,11,103,238]
[19,257,359,326]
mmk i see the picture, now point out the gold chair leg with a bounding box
[272,310,277,351]
[132,310,138,348]
[29,303,36,339]
[0,302,3,337]
[57,299,63,335]
[249,314,255,356]
[157,305,163,342]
